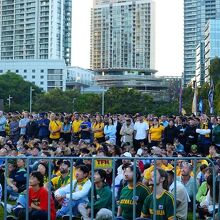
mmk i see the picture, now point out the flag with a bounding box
[181,108,186,115]
[208,78,214,114]
[192,81,198,114]
[179,82,182,114]
[198,99,203,113]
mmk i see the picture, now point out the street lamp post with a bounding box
[73,98,76,113]
[29,86,34,113]
[102,88,105,115]
[7,95,12,110]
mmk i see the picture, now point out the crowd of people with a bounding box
[0,110,219,220]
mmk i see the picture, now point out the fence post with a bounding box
[48,159,52,220]
[133,159,137,220]
[112,158,116,218]
[4,159,8,220]
[26,158,30,220]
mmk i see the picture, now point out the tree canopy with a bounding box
[0,67,219,115]
[0,72,42,111]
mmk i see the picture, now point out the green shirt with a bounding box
[119,183,151,220]
[88,184,112,212]
[196,181,208,203]
[142,190,174,220]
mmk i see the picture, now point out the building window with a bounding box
[32,75,35,79]
[32,82,35,84]
[40,75,44,79]
[16,70,19,73]
[40,82,44,85]
[23,75,27,79]
[0,70,3,73]
[41,69,44,73]
[24,69,27,73]
[32,69,35,73]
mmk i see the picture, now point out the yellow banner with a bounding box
[95,159,113,169]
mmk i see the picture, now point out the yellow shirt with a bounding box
[72,120,82,133]
[144,164,172,181]
[149,125,164,141]
[49,120,62,139]
[51,168,76,189]
[93,122,104,138]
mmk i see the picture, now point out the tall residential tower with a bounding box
[184,0,220,85]
[0,0,72,65]
[90,0,155,74]
[0,0,72,91]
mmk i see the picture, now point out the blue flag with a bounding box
[198,99,203,113]
[208,79,214,114]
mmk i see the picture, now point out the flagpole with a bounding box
[208,78,214,114]
[179,81,182,115]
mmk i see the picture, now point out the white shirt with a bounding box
[134,121,149,140]
[169,181,190,220]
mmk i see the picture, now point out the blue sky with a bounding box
[72,0,183,76]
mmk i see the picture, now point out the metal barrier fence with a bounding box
[1,156,219,220]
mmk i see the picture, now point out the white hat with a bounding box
[122,152,132,158]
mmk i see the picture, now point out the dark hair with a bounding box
[107,117,113,126]
[76,164,89,174]
[157,168,168,190]
[200,164,208,172]
[204,167,213,175]
[95,169,107,182]
[38,162,48,177]
[30,171,44,187]
[61,160,71,167]
[207,175,219,203]
[125,165,141,182]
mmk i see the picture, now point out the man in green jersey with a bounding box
[116,165,151,220]
[141,168,174,220]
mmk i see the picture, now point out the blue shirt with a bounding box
[37,118,50,137]
[104,125,116,139]
[80,121,91,139]
[0,116,6,132]
[19,118,29,135]
[62,122,72,132]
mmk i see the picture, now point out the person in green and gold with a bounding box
[140,168,174,220]
[116,165,151,220]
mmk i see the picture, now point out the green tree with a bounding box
[214,81,220,114]
[208,57,220,114]
[0,72,42,111]
[75,93,101,113]
[105,87,153,114]
[209,57,220,82]
[34,89,80,112]
[182,86,193,114]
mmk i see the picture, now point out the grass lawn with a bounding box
[0,206,196,220]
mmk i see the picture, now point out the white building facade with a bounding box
[0,59,67,91]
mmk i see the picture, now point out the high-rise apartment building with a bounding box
[90,0,155,74]
[0,0,72,65]
[183,0,220,85]
[205,19,220,81]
